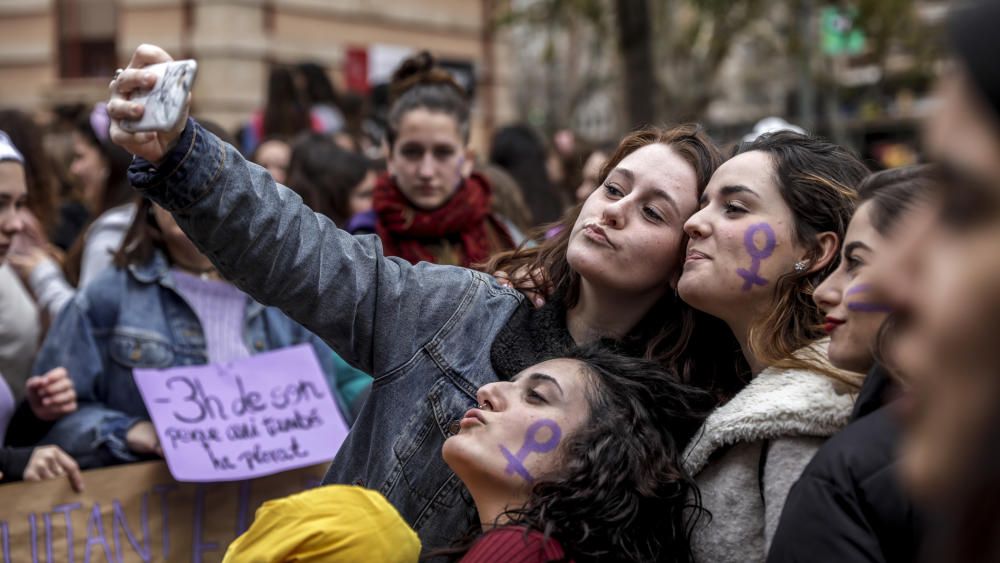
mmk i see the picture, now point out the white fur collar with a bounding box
[682,341,860,475]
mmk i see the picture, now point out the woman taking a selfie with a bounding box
[106,44,740,549]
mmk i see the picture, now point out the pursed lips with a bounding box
[685,249,710,262]
[582,223,615,248]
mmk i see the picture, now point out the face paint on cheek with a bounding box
[736,222,777,291]
[845,283,873,297]
[844,283,894,313]
[499,419,562,484]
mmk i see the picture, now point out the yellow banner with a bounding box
[0,460,328,562]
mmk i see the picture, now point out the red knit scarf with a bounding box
[373,172,514,267]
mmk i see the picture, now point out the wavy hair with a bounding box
[483,124,748,399]
[736,131,867,385]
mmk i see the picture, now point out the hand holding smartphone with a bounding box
[119,59,198,133]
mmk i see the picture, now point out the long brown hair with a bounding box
[484,124,747,398]
[112,197,163,269]
[737,131,867,384]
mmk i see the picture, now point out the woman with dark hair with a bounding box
[348,51,517,267]
[226,346,710,562]
[0,109,60,237]
[241,65,312,155]
[297,61,346,135]
[31,197,369,468]
[767,165,938,563]
[0,130,83,491]
[489,124,568,227]
[676,131,868,562]
[286,133,375,226]
[106,43,742,550]
[10,103,136,318]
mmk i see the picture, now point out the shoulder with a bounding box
[799,406,900,486]
[683,344,857,475]
[463,527,567,563]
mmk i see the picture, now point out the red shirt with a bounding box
[461,527,569,563]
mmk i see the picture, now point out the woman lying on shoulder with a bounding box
[225,346,711,562]
[106,44,741,549]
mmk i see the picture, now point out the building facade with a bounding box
[0,0,516,149]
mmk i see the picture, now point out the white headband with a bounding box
[0,131,24,164]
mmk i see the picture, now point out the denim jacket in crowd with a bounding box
[128,119,526,550]
[33,249,369,464]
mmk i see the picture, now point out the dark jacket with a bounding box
[766,366,922,563]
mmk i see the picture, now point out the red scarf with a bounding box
[373,172,514,267]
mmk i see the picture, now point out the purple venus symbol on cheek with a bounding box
[737,222,777,291]
[499,419,562,484]
[845,284,894,313]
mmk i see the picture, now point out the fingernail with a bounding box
[534,298,545,307]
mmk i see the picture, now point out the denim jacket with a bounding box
[33,249,369,464]
[128,119,525,549]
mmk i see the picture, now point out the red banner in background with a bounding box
[344,47,369,94]
[0,461,327,562]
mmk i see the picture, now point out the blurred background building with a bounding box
[0,0,518,150]
[0,0,951,162]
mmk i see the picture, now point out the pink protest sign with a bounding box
[133,344,348,482]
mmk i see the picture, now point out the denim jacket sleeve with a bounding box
[32,290,144,461]
[129,119,481,378]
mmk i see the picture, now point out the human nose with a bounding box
[475,381,508,412]
[684,208,710,239]
[601,198,626,229]
[417,152,435,179]
[813,264,845,313]
[0,208,24,236]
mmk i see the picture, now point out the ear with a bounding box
[461,147,475,178]
[807,231,840,274]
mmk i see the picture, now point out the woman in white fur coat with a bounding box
[677,131,868,562]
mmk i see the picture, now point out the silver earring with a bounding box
[794,261,808,272]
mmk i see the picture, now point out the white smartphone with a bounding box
[120,59,198,133]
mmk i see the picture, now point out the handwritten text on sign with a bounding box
[134,344,348,482]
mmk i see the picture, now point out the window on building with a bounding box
[58,0,118,79]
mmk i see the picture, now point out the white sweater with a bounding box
[682,341,862,563]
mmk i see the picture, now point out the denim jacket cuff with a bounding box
[128,117,227,211]
[97,415,144,463]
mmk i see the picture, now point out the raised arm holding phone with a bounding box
[106,44,726,557]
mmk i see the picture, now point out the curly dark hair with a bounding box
[447,344,713,562]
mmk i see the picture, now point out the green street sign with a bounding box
[821,6,866,55]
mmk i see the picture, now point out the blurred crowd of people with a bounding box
[3,1,1000,562]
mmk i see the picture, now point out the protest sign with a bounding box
[0,461,327,563]
[133,344,348,482]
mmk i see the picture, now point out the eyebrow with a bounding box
[523,372,565,399]
[700,184,761,205]
[844,241,872,255]
[610,167,681,216]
